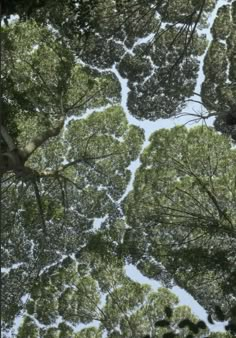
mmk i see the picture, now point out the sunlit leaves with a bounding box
[124,28,206,120]
[17,317,40,338]
[124,126,236,312]
[3,20,73,116]
[58,276,100,324]
[14,252,210,338]
[2,100,144,330]
[2,19,121,149]
[63,106,144,201]
[202,1,236,140]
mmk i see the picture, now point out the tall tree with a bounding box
[14,253,211,337]
[202,1,236,140]
[1,0,218,121]
[1,19,121,176]
[1,19,144,330]
[124,126,236,316]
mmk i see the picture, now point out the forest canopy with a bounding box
[1,0,236,337]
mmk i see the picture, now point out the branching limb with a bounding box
[0,125,17,151]
[39,151,122,177]
[176,110,217,125]
[32,179,47,236]
[21,118,65,160]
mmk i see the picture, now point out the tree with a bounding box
[76,0,212,120]
[123,126,236,316]
[15,252,211,338]
[1,0,218,121]
[201,1,236,139]
[1,19,144,330]
[1,19,122,175]
[1,0,100,36]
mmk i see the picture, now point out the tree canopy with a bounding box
[1,0,236,337]
[124,126,236,314]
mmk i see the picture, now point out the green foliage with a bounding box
[17,317,40,338]
[1,76,143,328]
[74,327,102,338]
[124,126,236,313]
[122,27,206,120]
[156,0,214,24]
[2,19,120,148]
[16,254,210,337]
[202,1,236,139]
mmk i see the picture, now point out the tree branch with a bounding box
[39,151,122,177]
[21,118,65,160]
[0,125,17,151]
[32,179,47,236]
